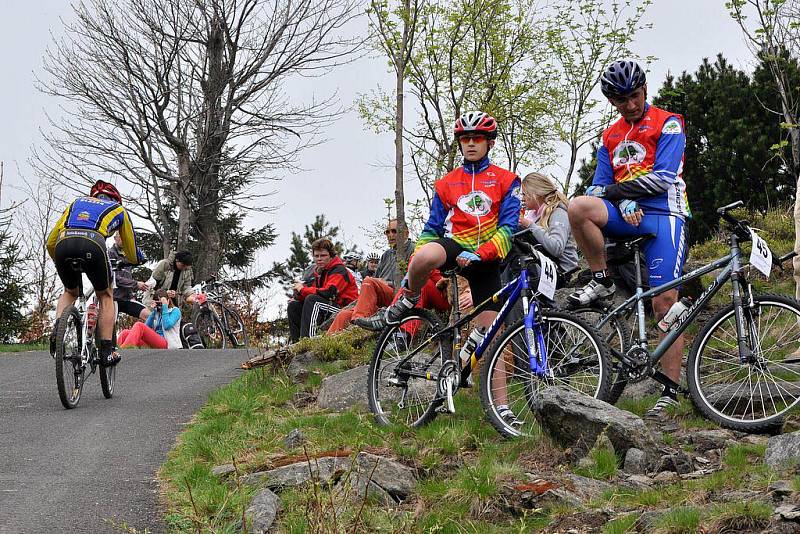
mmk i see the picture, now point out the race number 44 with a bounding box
[749,229,772,278]
[536,252,557,300]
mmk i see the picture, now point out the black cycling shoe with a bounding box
[99,351,121,368]
[98,339,120,368]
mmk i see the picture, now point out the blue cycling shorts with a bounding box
[602,200,688,287]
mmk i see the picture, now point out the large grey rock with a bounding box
[244,488,281,534]
[655,451,694,474]
[690,429,736,452]
[562,473,613,501]
[332,471,395,506]
[766,431,800,470]
[211,463,235,477]
[283,428,307,449]
[623,448,647,474]
[317,365,369,412]
[534,387,661,461]
[354,452,417,499]
[287,352,320,382]
[240,456,350,490]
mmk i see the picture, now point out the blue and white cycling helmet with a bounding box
[600,60,646,99]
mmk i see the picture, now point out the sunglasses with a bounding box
[384,228,398,235]
[458,134,487,144]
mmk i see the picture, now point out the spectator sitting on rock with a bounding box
[145,250,196,308]
[118,289,182,349]
[323,219,413,333]
[362,252,380,279]
[287,238,359,343]
[343,251,363,288]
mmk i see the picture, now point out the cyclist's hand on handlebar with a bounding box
[457,251,480,267]
[619,199,643,226]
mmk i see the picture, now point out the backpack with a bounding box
[181,322,204,349]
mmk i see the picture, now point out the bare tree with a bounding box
[545,0,653,193]
[728,0,800,297]
[367,0,425,286]
[35,0,360,279]
[12,174,62,341]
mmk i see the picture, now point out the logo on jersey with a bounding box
[662,120,682,135]
[457,191,492,216]
[612,141,646,167]
[77,211,90,221]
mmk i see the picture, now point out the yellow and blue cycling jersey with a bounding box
[46,196,143,264]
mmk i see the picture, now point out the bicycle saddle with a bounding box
[608,233,656,249]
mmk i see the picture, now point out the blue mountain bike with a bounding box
[367,236,612,438]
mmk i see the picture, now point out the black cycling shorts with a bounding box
[54,229,113,292]
[116,299,146,319]
[433,237,502,312]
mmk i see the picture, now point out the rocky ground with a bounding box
[194,345,800,534]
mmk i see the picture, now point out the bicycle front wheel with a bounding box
[195,309,227,349]
[480,310,611,438]
[368,309,451,429]
[55,307,84,409]
[688,294,800,432]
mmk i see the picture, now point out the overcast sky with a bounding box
[0,0,755,315]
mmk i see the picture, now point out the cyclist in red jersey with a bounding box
[568,60,690,418]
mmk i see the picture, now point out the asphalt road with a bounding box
[0,348,245,534]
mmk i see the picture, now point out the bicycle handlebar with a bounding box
[717,200,795,271]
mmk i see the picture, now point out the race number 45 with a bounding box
[749,229,772,278]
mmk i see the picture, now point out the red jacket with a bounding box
[297,256,359,306]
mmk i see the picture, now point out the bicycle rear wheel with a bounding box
[221,305,248,348]
[195,308,227,349]
[368,309,451,429]
[688,294,800,432]
[479,310,611,438]
[574,306,631,404]
[55,307,84,409]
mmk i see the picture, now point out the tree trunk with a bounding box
[174,152,192,254]
[393,0,412,289]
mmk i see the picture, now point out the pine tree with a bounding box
[0,209,27,342]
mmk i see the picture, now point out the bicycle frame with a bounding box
[597,233,750,379]
[392,261,552,383]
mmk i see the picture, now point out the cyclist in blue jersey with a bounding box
[47,180,144,367]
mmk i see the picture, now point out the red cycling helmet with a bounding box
[90,180,122,204]
[454,111,498,140]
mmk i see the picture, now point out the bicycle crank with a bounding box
[437,361,460,414]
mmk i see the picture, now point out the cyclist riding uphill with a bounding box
[382,111,522,421]
[567,60,690,418]
[47,180,145,367]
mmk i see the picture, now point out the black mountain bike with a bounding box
[53,259,122,408]
[577,201,800,432]
[193,277,248,349]
[367,236,612,438]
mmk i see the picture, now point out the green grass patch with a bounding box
[603,513,637,534]
[705,501,772,532]
[291,327,376,363]
[574,445,618,481]
[652,506,701,533]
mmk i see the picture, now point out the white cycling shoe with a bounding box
[567,280,616,306]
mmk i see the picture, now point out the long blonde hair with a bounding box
[522,173,569,229]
